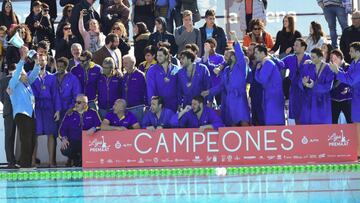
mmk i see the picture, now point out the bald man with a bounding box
[101,99,140,130]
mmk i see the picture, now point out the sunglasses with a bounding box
[67,9,72,13]
[113,27,120,30]
[43,9,50,12]
[75,101,84,104]
[253,27,262,30]
[63,27,71,30]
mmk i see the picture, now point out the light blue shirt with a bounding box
[8,60,40,118]
[205,27,214,39]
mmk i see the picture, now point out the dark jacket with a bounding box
[55,36,80,59]
[340,25,360,63]
[148,17,178,56]
[30,0,57,23]
[199,23,227,55]
[0,12,19,29]
[69,0,100,45]
[0,75,13,117]
[60,0,81,7]
[134,32,150,66]
[25,13,55,48]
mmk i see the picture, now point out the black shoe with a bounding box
[35,158,41,164]
[7,164,19,169]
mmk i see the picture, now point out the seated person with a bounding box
[173,95,224,131]
[59,94,101,167]
[101,99,141,130]
[142,96,175,130]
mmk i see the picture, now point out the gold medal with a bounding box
[186,82,192,87]
[41,85,46,90]
[164,77,170,82]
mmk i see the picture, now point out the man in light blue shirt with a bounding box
[8,47,40,168]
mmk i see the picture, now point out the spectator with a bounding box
[167,0,182,33]
[8,47,40,168]
[236,0,267,33]
[141,96,175,130]
[25,2,55,49]
[133,22,151,66]
[71,50,102,110]
[305,21,327,53]
[31,0,57,24]
[154,0,177,32]
[180,0,201,24]
[243,19,273,49]
[101,99,141,130]
[69,0,101,46]
[59,94,101,167]
[97,57,122,119]
[60,0,81,7]
[270,15,302,58]
[174,95,224,131]
[132,0,156,32]
[31,54,61,167]
[57,4,74,34]
[122,54,147,122]
[0,26,7,72]
[340,11,360,63]
[78,9,105,52]
[329,49,352,124]
[0,63,17,168]
[0,0,19,30]
[321,42,333,63]
[317,0,349,48]
[55,22,80,59]
[55,57,81,120]
[148,17,177,56]
[6,24,32,69]
[174,10,202,56]
[111,21,131,56]
[102,0,130,35]
[199,9,227,55]
[68,43,83,70]
[138,45,157,74]
[299,48,334,124]
[100,0,130,17]
[93,33,122,72]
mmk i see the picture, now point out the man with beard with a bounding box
[146,47,180,112]
[55,57,81,121]
[247,42,265,125]
[142,96,175,130]
[93,33,122,72]
[178,50,211,108]
[254,44,285,125]
[71,50,102,110]
[31,54,61,167]
[281,38,311,123]
[202,31,250,126]
[174,95,224,131]
[201,38,225,107]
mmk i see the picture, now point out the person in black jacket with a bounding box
[133,22,151,66]
[69,0,100,46]
[270,15,302,58]
[0,63,17,168]
[148,17,178,56]
[340,11,360,63]
[60,0,81,7]
[55,22,79,59]
[199,9,227,55]
[0,0,19,29]
[30,0,57,24]
[25,2,55,49]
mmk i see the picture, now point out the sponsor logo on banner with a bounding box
[328,130,349,147]
[88,136,110,152]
